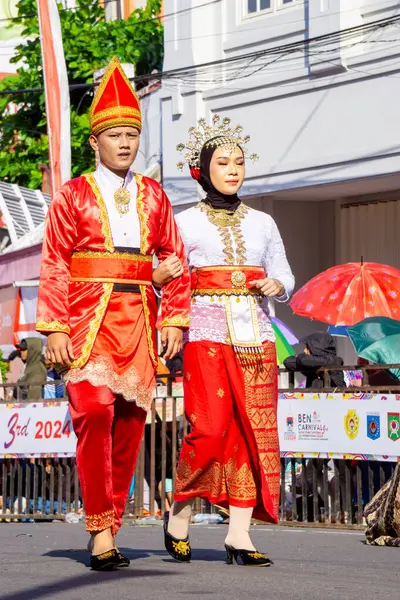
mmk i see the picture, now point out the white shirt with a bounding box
[94,163,140,248]
[176,203,295,345]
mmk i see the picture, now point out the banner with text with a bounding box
[0,402,76,457]
[1,393,399,460]
[278,392,400,461]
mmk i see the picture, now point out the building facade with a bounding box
[161,0,400,351]
[0,0,23,75]
[105,0,163,20]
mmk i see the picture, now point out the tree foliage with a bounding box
[0,0,163,188]
[0,349,8,384]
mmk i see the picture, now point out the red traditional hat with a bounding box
[90,56,142,136]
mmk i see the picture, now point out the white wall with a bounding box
[0,0,23,74]
[339,198,400,267]
[246,194,357,363]
[161,0,400,365]
[135,88,162,176]
[162,0,400,205]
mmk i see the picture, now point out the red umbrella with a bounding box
[290,262,400,327]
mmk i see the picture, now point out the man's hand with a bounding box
[249,277,285,297]
[46,332,75,366]
[153,253,184,287]
[161,327,183,361]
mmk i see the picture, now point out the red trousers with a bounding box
[174,340,280,523]
[67,380,146,534]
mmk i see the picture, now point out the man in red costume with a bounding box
[36,57,190,571]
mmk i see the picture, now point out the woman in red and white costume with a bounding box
[164,116,294,566]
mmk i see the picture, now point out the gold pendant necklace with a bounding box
[199,202,248,227]
[114,186,131,215]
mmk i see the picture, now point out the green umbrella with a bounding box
[347,316,400,381]
[271,322,295,366]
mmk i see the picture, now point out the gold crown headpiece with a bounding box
[177,114,258,173]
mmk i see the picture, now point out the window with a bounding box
[245,0,300,15]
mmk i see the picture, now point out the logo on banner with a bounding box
[284,415,296,441]
[297,412,329,441]
[344,410,359,439]
[387,413,400,441]
[367,413,380,441]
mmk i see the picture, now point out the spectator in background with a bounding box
[16,338,47,400]
[44,362,64,399]
[284,332,346,389]
[6,343,26,401]
[357,356,398,387]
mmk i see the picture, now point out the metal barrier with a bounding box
[0,373,398,526]
[0,379,67,402]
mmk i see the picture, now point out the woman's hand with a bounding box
[248,277,285,297]
[153,253,184,287]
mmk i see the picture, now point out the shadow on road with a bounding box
[1,568,175,600]
[44,546,227,566]
[120,547,227,563]
[45,547,168,566]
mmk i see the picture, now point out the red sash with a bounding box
[190,266,265,296]
[70,251,152,285]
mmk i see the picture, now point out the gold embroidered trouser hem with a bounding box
[86,509,114,533]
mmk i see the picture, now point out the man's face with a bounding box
[89,126,140,173]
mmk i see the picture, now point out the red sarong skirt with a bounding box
[174,340,280,523]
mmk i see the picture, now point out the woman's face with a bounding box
[209,145,245,195]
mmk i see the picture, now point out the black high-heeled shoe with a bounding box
[225,544,273,567]
[163,511,191,563]
[90,548,124,571]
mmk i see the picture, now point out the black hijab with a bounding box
[198,142,242,211]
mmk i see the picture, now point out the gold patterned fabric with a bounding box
[36,320,71,335]
[66,356,153,410]
[174,340,279,522]
[86,509,115,532]
[365,463,400,546]
[67,291,156,410]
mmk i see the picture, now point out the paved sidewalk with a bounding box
[0,523,398,600]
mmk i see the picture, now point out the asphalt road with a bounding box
[0,522,398,600]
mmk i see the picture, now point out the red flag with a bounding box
[37,0,71,194]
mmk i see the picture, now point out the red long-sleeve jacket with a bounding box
[36,173,190,370]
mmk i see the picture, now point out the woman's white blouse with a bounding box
[176,203,295,345]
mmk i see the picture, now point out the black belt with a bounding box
[113,283,141,293]
[113,247,144,294]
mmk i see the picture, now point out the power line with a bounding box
[0,0,103,23]
[26,0,400,46]
[0,13,398,98]
[0,0,222,24]
[33,0,223,45]
[163,0,400,45]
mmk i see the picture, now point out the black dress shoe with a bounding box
[225,544,273,567]
[116,552,130,567]
[90,548,124,571]
[163,511,191,563]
